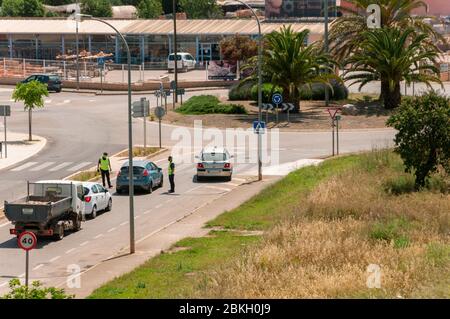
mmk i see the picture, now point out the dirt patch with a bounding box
[160,98,393,131]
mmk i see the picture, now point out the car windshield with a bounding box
[49,75,59,82]
[202,152,227,161]
[169,54,182,61]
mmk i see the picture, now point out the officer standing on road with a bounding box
[97,152,113,189]
[168,156,175,193]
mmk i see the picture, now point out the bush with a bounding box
[1,279,73,299]
[250,83,283,103]
[228,82,253,101]
[176,95,247,115]
[387,92,450,188]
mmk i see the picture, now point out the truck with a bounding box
[4,180,85,241]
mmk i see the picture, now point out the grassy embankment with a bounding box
[89,150,449,298]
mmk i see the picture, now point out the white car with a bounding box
[82,182,112,219]
[196,147,233,181]
[168,52,196,72]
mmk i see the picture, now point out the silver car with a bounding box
[196,147,233,181]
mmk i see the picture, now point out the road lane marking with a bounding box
[0,221,11,228]
[165,199,174,203]
[30,162,56,171]
[11,162,38,171]
[155,204,163,209]
[67,162,92,172]
[80,241,89,246]
[18,273,25,278]
[94,234,103,239]
[205,186,232,192]
[119,221,128,226]
[232,177,246,182]
[143,210,152,215]
[107,227,116,233]
[0,282,8,288]
[45,99,52,104]
[222,182,240,187]
[49,256,61,263]
[49,162,73,171]
[134,216,140,220]
[33,264,44,271]
[185,185,203,194]
[65,248,76,254]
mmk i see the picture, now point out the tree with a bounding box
[178,0,222,19]
[1,0,45,17]
[260,26,337,112]
[386,92,450,188]
[344,27,441,109]
[1,279,73,299]
[137,0,163,19]
[220,35,257,63]
[329,0,442,62]
[12,80,48,141]
[81,0,112,17]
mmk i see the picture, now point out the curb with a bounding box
[0,135,48,172]
[61,87,228,96]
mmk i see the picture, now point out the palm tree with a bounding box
[263,26,337,111]
[330,0,442,62]
[344,27,441,109]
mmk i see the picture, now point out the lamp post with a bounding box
[75,0,80,90]
[76,14,135,254]
[172,0,178,103]
[234,0,263,181]
[324,0,329,107]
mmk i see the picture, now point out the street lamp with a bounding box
[324,0,329,107]
[75,0,80,90]
[233,0,263,181]
[172,0,178,103]
[75,14,136,254]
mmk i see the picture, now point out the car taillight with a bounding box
[197,163,204,169]
[224,163,231,169]
[143,169,149,177]
[84,196,91,203]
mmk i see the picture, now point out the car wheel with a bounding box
[226,175,232,182]
[91,205,97,219]
[147,182,153,194]
[159,176,164,188]
[116,188,122,194]
[54,224,64,241]
[105,199,112,212]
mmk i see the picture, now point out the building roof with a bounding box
[0,18,324,36]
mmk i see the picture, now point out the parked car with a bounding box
[21,74,62,92]
[116,160,163,194]
[82,182,112,219]
[167,53,196,72]
[196,147,233,181]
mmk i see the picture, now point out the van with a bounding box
[167,53,196,72]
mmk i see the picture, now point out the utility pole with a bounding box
[172,0,178,103]
[76,0,80,90]
[324,0,329,107]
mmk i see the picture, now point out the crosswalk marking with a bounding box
[30,162,56,171]
[49,162,73,171]
[11,162,38,171]
[67,162,92,172]
[205,185,232,192]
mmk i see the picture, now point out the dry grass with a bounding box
[68,170,99,182]
[116,147,162,158]
[199,150,450,298]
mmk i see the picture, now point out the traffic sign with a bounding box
[165,90,171,97]
[18,231,37,251]
[132,99,150,118]
[154,90,161,98]
[282,103,295,112]
[176,88,185,95]
[335,115,342,121]
[0,105,10,116]
[170,80,176,90]
[262,103,274,111]
[98,57,105,67]
[154,106,166,119]
[253,120,266,134]
[272,93,283,105]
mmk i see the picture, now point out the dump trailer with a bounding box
[4,181,85,240]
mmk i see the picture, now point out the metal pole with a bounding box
[332,119,335,156]
[4,114,6,158]
[122,64,125,83]
[173,0,178,103]
[76,2,80,91]
[100,64,103,93]
[336,117,339,155]
[324,0,330,107]
[25,250,29,288]
[142,98,147,150]
[159,118,162,149]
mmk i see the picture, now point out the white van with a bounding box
[168,53,196,72]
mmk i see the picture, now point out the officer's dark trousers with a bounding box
[169,174,175,192]
[101,169,112,187]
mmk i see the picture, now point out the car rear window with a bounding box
[202,153,226,161]
[120,166,145,175]
[49,75,60,82]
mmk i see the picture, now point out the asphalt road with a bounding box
[0,87,396,295]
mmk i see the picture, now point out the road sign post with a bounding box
[170,80,176,109]
[154,106,166,149]
[335,115,341,155]
[327,108,342,156]
[133,98,150,150]
[0,105,10,158]
[18,231,37,288]
[272,94,282,125]
[282,103,294,124]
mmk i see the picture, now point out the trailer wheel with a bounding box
[54,224,64,241]
[73,214,82,232]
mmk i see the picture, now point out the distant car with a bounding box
[196,147,233,181]
[82,182,112,219]
[168,53,196,72]
[21,74,62,92]
[116,160,163,194]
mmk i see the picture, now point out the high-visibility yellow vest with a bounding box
[99,157,110,171]
[168,161,174,175]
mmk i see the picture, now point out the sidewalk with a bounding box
[0,131,47,171]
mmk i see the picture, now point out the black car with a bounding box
[21,74,62,92]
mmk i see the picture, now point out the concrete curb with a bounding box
[61,87,227,96]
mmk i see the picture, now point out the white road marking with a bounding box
[49,162,73,171]
[155,204,163,209]
[0,282,8,288]
[49,256,61,263]
[30,162,56,171]
[134,216,140,220]
[65,248,76,254]
[119,221,128,226]
[205,186,232,192]
[185,185,203,194]
[223,182,240,187]
[0,221,11,228]
[18,273,25,278]
[11,162,38,171]
[232,177,246,182]
[107,227,116,233]
[94,234,103,239]
[88,99,96,102]
[165,199,174,203]
[45,99,52,104]
[80,241,89,246]
[67,162,92,172]
[33,264,44,271]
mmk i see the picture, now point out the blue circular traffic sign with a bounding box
[272,93,283,105]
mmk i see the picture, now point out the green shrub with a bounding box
[250,83,283,103]
[383,175,416,195]
[176,95,247,115]
[369,218,411,248]
[228,82,253,101]
[1,279,73,299]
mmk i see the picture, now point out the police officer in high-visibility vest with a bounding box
[168,156,175,193]
[97,152,113,188]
